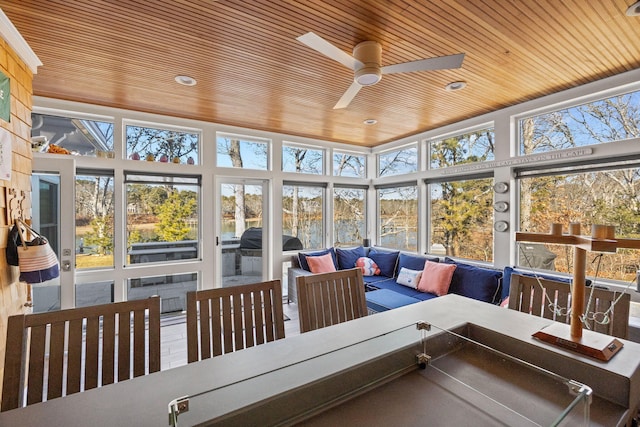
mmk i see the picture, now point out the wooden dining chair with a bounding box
[508,273,630,339]
[186,280,285,363]
[296,268,367,333]
[1,296,161,411]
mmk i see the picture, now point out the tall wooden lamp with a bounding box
[516,223,640,361]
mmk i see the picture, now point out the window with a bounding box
[517,161,640,282]
[377,184,417,251]
[125,173,200,265]
[334,187,366,247]
[333,151,366,177]
[430,127,495,169]
[31,113,114,156]
[283,144,324,174]
[217,133,269,170]
[519,90,640,155]
[76,170,115,269]
[429,177,494,261]
[282,183,324,249]
[378,145,417,177]
[126,123,199,164]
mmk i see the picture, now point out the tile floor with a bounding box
[160,301,300,371]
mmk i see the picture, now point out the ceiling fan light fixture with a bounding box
[626,1,640,16]
[175,75,197,86]
[355,67,382,86]
[353,40,382,86]
[445,81,467,91]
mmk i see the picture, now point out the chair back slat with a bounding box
[101,314,116,385]
[508,273,629,339]
[85,316,100,390]
[186,280,285,363]
[66,319,83,395]
[26,325,46,406]
[48,322,66,399]
[296,268,367,333]
[1,296,161,412]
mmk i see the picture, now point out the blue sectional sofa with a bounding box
[287,246,504,312]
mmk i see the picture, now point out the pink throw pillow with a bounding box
[355,257,380,276]
[417,260,456,296]
[306,253,337,273]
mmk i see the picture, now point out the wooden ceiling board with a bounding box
[2,0,639,147]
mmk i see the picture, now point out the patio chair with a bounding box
[1,296,160,411]
[296,268,367,333]
[186,280,285,363]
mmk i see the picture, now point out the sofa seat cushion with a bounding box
[369,277,438,301]
[362,275,394,285]
[366,289,422,313]
[444,258,502,304]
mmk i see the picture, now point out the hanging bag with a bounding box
[14,219,60,283]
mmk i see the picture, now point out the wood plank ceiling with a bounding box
[2,0,640,147]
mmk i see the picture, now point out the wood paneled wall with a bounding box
[0,37,34,397]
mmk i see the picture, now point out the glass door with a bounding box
[217,179,269,286]
[31,156,76,311]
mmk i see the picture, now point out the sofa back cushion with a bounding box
[444,258,502,304]
[368,249,400,277]
[397,252,440,272]
[336,246,366,269]
[298,248,338,272]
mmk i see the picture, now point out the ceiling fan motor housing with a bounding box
[353,41,382,85]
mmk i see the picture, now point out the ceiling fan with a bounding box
[297,32,465,109]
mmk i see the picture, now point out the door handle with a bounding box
[216,236,219,246]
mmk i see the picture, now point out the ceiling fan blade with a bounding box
[381,53,465,75]
[333,81,362,109]
[297,32,362,70]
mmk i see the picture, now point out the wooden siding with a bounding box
[0,36,34,399]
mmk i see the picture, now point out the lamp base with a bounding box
[532,323,623,362]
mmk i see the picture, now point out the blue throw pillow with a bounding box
[298,248,338,272]
[336,246,366,270]
[368,249,400,278]
[444,258,502,304]
[397,252,439,271]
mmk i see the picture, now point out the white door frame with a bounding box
[32,155,76,309]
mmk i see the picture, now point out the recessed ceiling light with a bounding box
[445,81,467,91]
[363,119,377,125]
[626,1,640,16]
[175,75,197,86]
